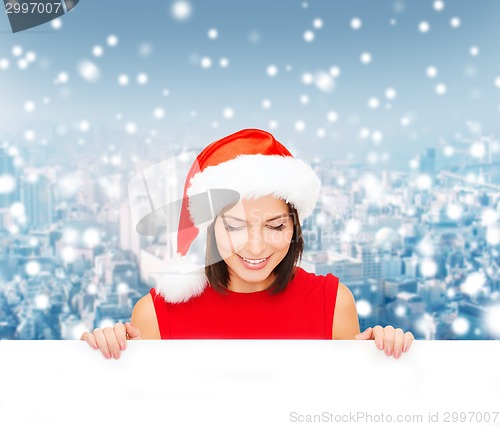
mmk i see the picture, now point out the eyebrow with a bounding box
[222,213,290,223]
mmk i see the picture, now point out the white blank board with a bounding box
[0,340,499,426]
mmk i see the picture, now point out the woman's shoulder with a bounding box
[131,292,161,339]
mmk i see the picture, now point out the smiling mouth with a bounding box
[237,254,271,264]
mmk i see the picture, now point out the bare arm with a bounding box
[131,294,161,339]
[331,282,361,340]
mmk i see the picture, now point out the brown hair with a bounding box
[205,201,304,295]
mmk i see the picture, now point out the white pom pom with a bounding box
[153,254,207,303]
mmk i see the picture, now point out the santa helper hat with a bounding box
[154,128,321,303]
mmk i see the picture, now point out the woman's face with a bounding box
[213,196,294,292]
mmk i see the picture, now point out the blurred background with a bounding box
[0,0,499,340]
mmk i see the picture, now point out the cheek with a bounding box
[267,228,294,250]
[214,225,248,254]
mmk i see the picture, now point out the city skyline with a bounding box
[0,1,500,340]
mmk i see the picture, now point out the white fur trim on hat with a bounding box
[153,253,207,303]
[186,154,320,225]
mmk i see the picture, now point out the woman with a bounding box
[81,128,414,359]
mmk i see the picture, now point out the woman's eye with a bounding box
[268,224,286,231]
[223,223,244,232]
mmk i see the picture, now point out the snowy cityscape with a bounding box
[0,130,499,340]
[1,0,500,340]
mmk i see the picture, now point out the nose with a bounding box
[245,226,266,256]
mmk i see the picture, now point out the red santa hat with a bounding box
[154,128,321,303]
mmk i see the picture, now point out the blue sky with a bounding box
[1,0,500,168]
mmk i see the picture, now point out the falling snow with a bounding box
[435,83,447,95]
[313,19,323,29]
[171,0,192,21]
[433,1,445,11]
[356,300,372,317]
[92,46,104,57]
[267,65,278,77]
[304,30,315,42]
[107,35,119,46]
[419,22,430,33]
[351,18,362,30]
[360,52,372,64]
[78,60,100,83]
[200,57,212,69]
[208,28,218,39]
[118,74,129,86]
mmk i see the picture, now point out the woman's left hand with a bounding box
[355,326,414,359]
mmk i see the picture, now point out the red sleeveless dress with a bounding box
[149,267,339,339]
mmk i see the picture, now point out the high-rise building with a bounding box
[20,175,53,230]
[418,148,436,183]
[0,148,19,208]
[383,276,418,300]
[342,242,382,281]
[300,250,363,282]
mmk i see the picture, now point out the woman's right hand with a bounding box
[80,321,141,360]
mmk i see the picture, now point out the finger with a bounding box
[125,322,142,340]
[393,328,405,359]
[354,327,373,340]
[103,327,122,360]
[93,328,112,359]
[114,323,127,351]
[372,325,385,350]
[80,331,98,350]
[403,331,415,352]
[383,325,395,356]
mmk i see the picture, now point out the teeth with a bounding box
[242,257,266,264]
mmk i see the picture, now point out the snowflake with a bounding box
[92,46,104,57]
[262,99,271,109]
[25,261,41,276]
[351,18,362,30]
[137,73,148,84]
[208,28,218,39]
[433,1,445,11]
[118,74,129,86]
[327,111,338,122]
[295,120,306,132]
[461,272,486,296]
[51,18,62,30]
[303,30,315,42]
[78,60,100,82]
[171,0,192,21]
[154,108,165,119]
[35,294,50,310]
[356,300,372,317]
[360,52,372,64]
[313,18,323,29]
[107,35,119,46]
[267,65,278,77]
[200,57,212,69]
[385,88,397,99]
[24,101,35,112]
[419,22,430,33]
[83,228,101,248]
[451,317,469,335]
[223,108,234,119]
[435,83,447,95]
